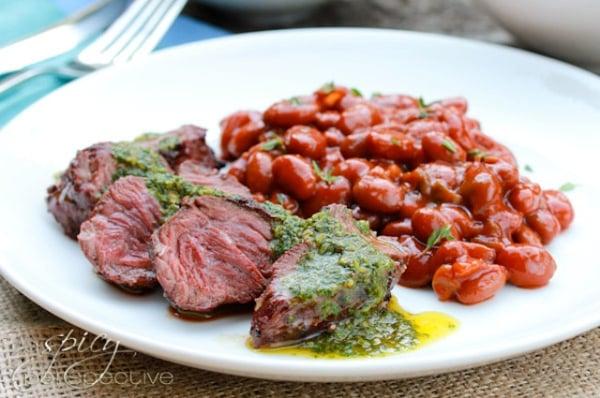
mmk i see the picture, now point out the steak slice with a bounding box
[188,196,273,277]
[250,204,404,348]
[176,160,251,198]
[140,124,220,169]
[47,125,217,239]
[151,196,269,312]
[47,143,117,238]
[78,176,162,291]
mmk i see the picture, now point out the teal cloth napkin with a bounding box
[0,0,228,127]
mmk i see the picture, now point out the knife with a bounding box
[0,0,128,76]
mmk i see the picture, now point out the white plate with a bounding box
[1,29,600,382]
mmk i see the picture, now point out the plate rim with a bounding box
[1,27,600,382]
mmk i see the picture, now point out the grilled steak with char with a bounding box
[78,176,161,291]
[250,204,406,347]
[151,196,272,312]
[47,125,217,238]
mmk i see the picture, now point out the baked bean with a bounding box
[315,86,347,109]
[353,175,404,214]
[411,206,460,243]
[302,176,352,216]
[430,241,496,271]
[485,158,519,189]
[526,209,561,244]
[315,111,342,129]
[284,125,327,159]
[333,158,372,184]
[508,181,542,214]
[543,190,574,230]
[399,190,427,218]
[396,236,435,287]
[324,127,345,147]
[432,260,507,304]
[272,155,317,200]
[422,131,466,162]
[220,111,265,159]
[245,151,273,194]
[438,204,476,239]
[319,147,345,170]
[264,98,318,127]
[381,219,413,237]
[222,86,572,306]
[496,244,556,287]
[338,104,382,134]
[340,132,369,158]
[366,126,419,162]
[460,163,503,217]
[512,224,543,247]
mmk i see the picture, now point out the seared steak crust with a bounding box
[250,204,406,347]
[47,125,218,238]
[47,143,116,239]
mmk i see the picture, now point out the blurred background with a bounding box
[1,0,599,126]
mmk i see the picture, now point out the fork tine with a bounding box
[112,0,187,63]
[91,0,165,64]
[77,0,155,66]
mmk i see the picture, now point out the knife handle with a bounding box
[0,68,51,97]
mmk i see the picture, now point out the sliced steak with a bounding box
[47,143,116,238]
[151,196,269,312]
[78,176,161,291]
[47,125,217,238]
[250,204,404,348]
[189,196,273,277]
[176,160,251,198]
[141,125,220,169]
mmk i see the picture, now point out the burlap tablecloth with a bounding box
[3,0,599,396]
[1,276,599,397]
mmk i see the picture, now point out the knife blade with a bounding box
[0,0,128,76]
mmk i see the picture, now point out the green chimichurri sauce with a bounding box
[253,297,458,358]
[299,302,416,356]
[109,136,458,359]
[265,208,396,317]
[111,142,220,219]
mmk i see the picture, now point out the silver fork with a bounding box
[0,0,187,96]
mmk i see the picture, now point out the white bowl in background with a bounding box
[193,0,333,25]
[479,0,600,68]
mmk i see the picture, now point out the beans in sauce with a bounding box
[219,84,574,304]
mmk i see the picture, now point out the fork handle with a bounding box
[0,68,51,97]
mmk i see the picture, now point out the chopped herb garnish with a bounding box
[442,139,457,153]
[371,91,382,98]
[524,164,533,172]
[312,160,337,184]
[289,97,301,106]
[559,182,576,192]
[417,96,429,119]
[261,137,284,151]
[468,148,487,160]
[320,81,335,94]
[425,225,455,251]
[350,87,363,97]
[390,136,400,146]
